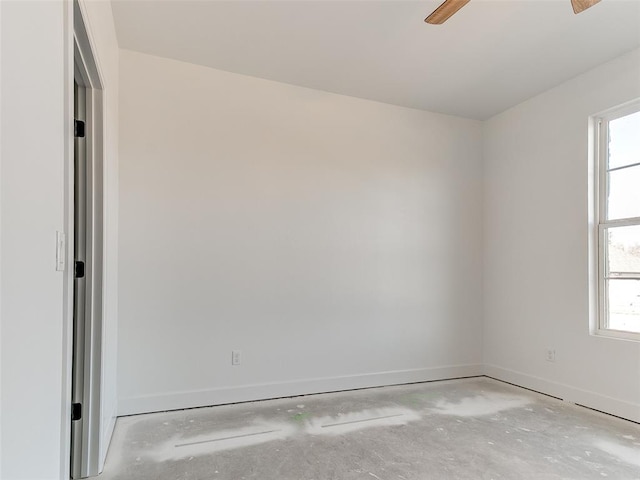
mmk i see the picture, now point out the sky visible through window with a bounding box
[607,110,640,333]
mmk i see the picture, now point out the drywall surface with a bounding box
[77,0,120,469]
[118,49,484,415]
[483,48,640,422]
[1,1,68,478]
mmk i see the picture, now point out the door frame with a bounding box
[66,1,106,477]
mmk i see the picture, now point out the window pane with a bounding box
[607,279,640,333]
[607,224,640,275]
[607,164,640,220]
[608,111,640,170]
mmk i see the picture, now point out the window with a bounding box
[595,102,640,340]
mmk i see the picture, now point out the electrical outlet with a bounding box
[232,350,242,366]
[545,349,556,362]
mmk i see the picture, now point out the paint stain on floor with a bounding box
[430,391,532,417]
[291,412,311,423]
[593,439,640,468]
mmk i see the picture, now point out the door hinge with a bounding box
[74,120,85,138]
[74,261,85,279]
[72,403,82,421]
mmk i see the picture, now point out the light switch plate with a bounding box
[232,350,242,366]
[56,231,66,271]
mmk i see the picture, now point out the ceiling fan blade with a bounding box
[570,0,602,14]
[425,0,471,25]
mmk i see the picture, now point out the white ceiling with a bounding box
[111,0,640,119]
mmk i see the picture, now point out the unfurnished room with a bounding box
[1,0,640,479]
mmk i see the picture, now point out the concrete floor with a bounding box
[100,378,640,479]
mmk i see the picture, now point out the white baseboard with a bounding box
[99,404,118,472]
[118,364,483,416]
[484,364,640,424]
[118,364,640,424]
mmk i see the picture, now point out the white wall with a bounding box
[483,48,640,422]
[118,49,484,415]
[0,1,119,478]
[1,2,69,478]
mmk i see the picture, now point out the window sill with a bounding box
[592,328,640,343]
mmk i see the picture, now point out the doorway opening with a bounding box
[70,2,105,477]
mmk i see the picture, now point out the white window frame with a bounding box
[594,100,640,342]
